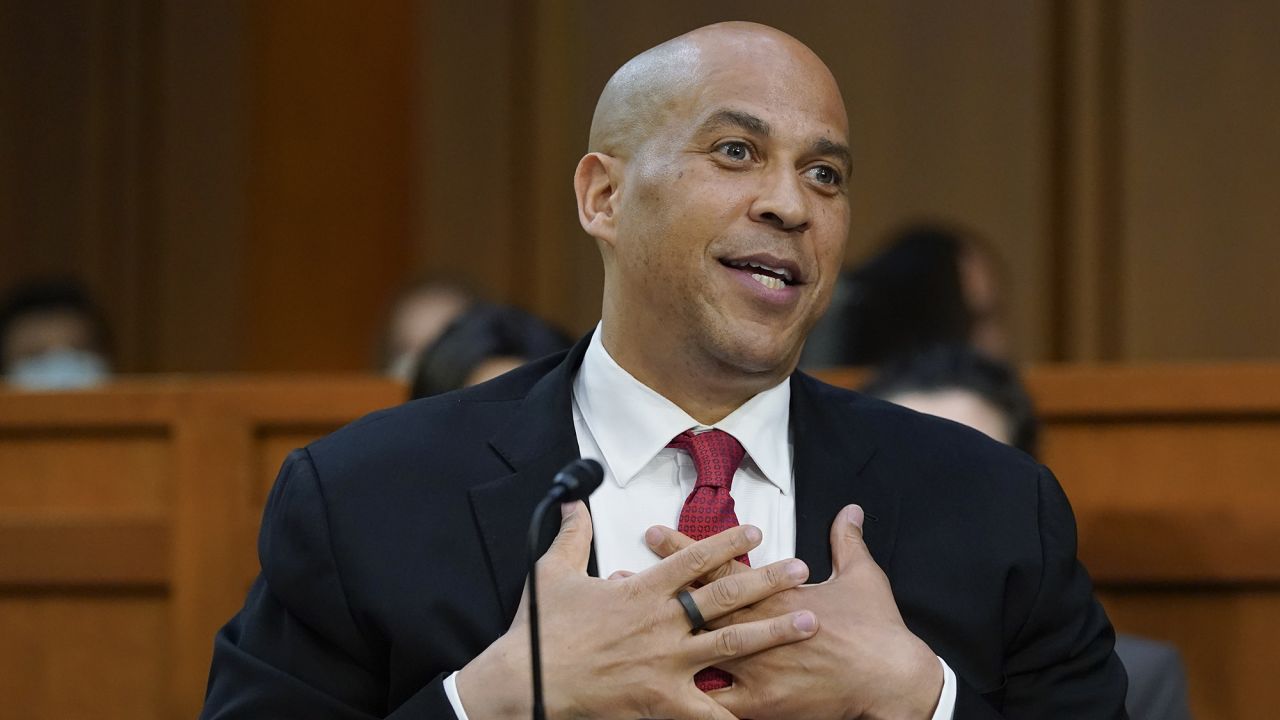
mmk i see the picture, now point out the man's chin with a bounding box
[706,326,803,378]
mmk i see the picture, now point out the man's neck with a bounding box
[599,325,791,425]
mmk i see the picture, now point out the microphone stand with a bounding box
[527,494,557,720]
[525,458,602,720]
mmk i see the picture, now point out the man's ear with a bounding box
[574,152,621,246]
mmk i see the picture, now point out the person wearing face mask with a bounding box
[0,279,113,390]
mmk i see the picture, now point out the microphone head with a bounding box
[552,458,604,502]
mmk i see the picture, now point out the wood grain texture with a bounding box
[0,377,403,719]
[0,514,168,586]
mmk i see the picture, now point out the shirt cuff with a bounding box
[442,671,471,720]
[932,655,957,720]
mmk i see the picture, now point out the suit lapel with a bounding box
[468,333,595,620]
[790,373,898,580]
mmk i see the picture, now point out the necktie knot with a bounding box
[667,429,746,490]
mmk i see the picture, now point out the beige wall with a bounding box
[2,0,1277,370]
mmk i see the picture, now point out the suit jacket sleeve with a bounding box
[956,465,1129,718]
[199,449,459,719]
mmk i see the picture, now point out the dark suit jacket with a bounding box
[201,334,1128,718]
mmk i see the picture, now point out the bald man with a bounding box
[201,23,1127,719]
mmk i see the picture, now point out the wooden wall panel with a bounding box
[0,432,169,511]
[1100,591,1280,720]
[1047,421,1280,583]
[244,1,417,372]
[413,1,524,303]
[0,378,402,720]
[0,594,168,720]
[1118,0,1280,361]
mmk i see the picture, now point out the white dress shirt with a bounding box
[445,327,956,718]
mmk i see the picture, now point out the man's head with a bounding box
[575,22,851,402]
[862,345,1039,457]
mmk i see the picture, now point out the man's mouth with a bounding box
[719,256,801,291]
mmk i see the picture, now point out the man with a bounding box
[201,22,1127,719]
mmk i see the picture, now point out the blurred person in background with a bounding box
[864,345,1194,720]
[409,302,572,399]
[378,276,476,381]
[803,223,1007,368]
[0,279,113,390]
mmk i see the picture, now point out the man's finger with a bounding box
[828,503,867,579]
[644,525,750,583]
[674,695,738,720]
[687,558,808,622]
[685,610,818,666]
[704,683,760,719]
[542,501,593,574]
[639,525,762,593]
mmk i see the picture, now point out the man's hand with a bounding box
[455,501,818,720]
[646,505,944,720]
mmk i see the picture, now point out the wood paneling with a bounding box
[1120,1,1280,361]
[1101,590,1280,720]
[244,1,417,372]
[0,514,168,586]
[0,432,169,510]
[0,593,168,720]
[0,377,403,719]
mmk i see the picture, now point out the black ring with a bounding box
[676,589,706,632]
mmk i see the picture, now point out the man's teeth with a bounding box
[725,259,794,283]
[751,273,786,290]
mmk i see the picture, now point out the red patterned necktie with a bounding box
[668,428,748,691]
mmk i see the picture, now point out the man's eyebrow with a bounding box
[810,136,852,174]
[697,109,771,137]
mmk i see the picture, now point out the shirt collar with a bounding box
[572,324,792,494]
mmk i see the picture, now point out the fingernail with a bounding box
[561,502,578,518]
[793,611,817,633]
[786,560,809,581]
[644,526,663,546]
[845,504,864,529]
[744,525,762,543]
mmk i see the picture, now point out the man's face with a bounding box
[609,41,851,375]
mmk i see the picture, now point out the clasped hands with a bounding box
[456,503,942,719]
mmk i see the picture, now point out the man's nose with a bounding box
[749,167,811,232]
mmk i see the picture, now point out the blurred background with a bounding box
[2,2,1279,719]
[2,0,1277,376]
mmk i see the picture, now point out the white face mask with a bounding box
[7,349,110,390]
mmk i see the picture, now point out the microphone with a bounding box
[527,458,603,720]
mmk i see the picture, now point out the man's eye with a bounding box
[807,165,842,186]
[716,141,751,161]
